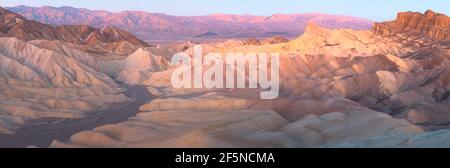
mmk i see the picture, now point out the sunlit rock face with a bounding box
[0,7,148,56]
[0,37,128,134]
[51,99,424,148]
[0,6,145,134]
[374,10,450,41]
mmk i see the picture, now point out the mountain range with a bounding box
[6,5,374,40]
[0,7,148,56]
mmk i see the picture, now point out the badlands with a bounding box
[0,6,449,148]
[7,5,373,40]
[0,7,149,147]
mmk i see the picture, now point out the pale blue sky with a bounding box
[1,0,448,21]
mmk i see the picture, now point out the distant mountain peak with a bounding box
[6,5,374,40]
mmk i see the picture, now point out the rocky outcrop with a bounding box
[374,10,450,41]
[193,22,412,58]
[50,100,424,147]
[263,36,290,44]
[0,7,148,55]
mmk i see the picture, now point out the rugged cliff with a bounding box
[374,10,449,41]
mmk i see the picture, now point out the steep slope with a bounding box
[0,7,148,55]
[51,95,424,147]
[7,5,374,39]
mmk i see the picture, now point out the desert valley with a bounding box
[0,5,449,148]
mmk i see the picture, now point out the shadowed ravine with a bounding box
[0,85,152,148]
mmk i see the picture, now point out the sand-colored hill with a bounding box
[374,10,450,41]
[191,22,422,58]
[0,7,147,56]
[0,37,128,134]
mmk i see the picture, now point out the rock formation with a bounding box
[0,37,128,134]
[0,6,449,148]
[98,47,173,84]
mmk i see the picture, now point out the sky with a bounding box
[0,0,449,21]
